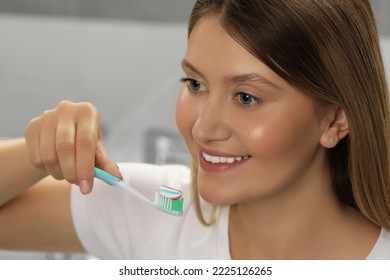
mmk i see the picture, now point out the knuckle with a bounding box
[30,154,44,168]
[59,100,72,106]
[56,139,75,155]
[25,117,42,139]
[42,108,55,118]
[79,102,100,119]
[79,101,96,111]
[41,150,58,166]
[57,100,78,115]
[76,133,94,148]
[58,100,73,110]
[25,117,38,132]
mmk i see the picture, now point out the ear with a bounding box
[320,106,349,148]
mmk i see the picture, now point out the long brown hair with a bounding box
[188,0,390,227]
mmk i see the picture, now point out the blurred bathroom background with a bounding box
[0,0,389,259]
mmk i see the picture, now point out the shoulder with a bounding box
[366,228,390,259]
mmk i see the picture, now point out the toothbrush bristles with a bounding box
[154,192,183,216]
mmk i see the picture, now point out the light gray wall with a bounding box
[0,0,389,260]
[0,13,189,260]
[0,14,188,163]
[0,0,194,23]
[371,0,390,36]
[0,0,388,35]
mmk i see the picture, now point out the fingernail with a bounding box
[79,180,90,195]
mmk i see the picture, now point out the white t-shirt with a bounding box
[70,162,390,260]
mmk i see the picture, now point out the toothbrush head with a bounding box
[94,167,184,217]
[154,186,184,216]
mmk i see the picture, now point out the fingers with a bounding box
[39,110,63,179]
[26,109,62,179]
[25,101,116,195]
[75,130,124,195]
[55,114,77,182]
[95,137,123,180]
[74,104,100,194]
[25,117,45,170]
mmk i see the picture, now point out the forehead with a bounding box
[185,15,289,88]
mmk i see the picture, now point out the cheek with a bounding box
[175,92,197,157]
[243,102,321,158]
[247,120,301,154]
[237,104,323,185]
[175,92,188,137]
[201,110,322,204]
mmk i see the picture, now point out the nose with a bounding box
[192,94,232,144]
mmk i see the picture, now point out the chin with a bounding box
[197,182,241,206]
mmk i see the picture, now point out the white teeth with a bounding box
[203,153,212,162]
[211,156,219,164]
[202,152,249,164]
[226,157,235,163]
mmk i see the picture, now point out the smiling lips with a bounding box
[200,151,250,172]
[202,152,249,164]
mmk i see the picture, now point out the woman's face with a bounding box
[176,15,330,205]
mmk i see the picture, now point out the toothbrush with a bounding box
[93,167,183,217]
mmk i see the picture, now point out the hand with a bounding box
[25,100,122,194]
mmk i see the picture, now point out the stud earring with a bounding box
[329,136,335,143]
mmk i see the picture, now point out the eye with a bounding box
[180,78,206,93]
[236,92,259,106]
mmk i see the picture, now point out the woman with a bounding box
[0,0,389,259]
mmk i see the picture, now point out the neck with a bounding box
[228,156,379,259]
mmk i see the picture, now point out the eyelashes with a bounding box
[179,77,206,93]
[235,92,259,106]
[179,77,261,106]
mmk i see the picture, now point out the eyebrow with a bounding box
[181,59,206,80]
[181,59,281,90]
[229,73,281,90]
